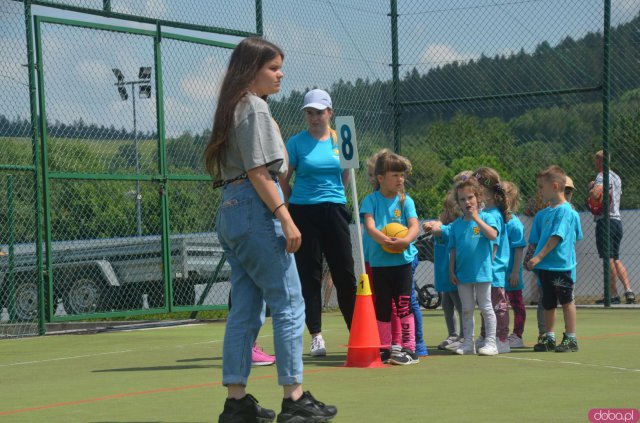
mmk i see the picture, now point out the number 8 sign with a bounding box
[336,116,359,169]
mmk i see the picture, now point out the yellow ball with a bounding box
[381,222,409,254]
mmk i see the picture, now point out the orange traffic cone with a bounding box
[345,273,385,368]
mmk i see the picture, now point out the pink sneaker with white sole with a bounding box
[251,343,276,366]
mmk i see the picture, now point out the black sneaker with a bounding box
[389,347,419,365]
[595,296,621,305]
[380,348,391,364]
[533,334,556,352]
[219,394,275,423]
[625,291,636,304]
[277,391,337,423]
[554,333,579,353]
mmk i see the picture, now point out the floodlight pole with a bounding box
[132,88,142,237]
[113,72,149,237]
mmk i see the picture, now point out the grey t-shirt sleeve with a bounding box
[235,110,285,173]
[233,96,286,175]
[219,95,287,180]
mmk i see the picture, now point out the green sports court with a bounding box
[1,308,638,422]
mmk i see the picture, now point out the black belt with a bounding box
[212,172,279,189]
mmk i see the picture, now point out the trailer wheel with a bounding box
[65,277,101,315]
[15,282,38,321]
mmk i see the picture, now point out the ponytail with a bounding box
[493,183,512,223]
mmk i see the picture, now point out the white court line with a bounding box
[497,355,640,373]
[0,350,134,367]
[110,322,207,332]
[0,332,278,368]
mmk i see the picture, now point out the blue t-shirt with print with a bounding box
[448,212,498,284]
[286,130,345,205]
[533,202,583,273]
[505,214,526,291]
[484,207,509,288]
[434,223,457,293]
[360,191,418,267]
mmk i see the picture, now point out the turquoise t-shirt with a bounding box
[484,207,508,288]
[505,214,526,292]
[360,191,418,267]
[448,212,498,284]
[570,209,583,282]
[530,206,581,284]
[434,223,457,293]
[286,130,346,205]
[533,202,583,273]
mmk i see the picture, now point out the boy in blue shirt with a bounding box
[526,166,583,353]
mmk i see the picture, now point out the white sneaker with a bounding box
[496,339,511,354]
[455,342,476,355]
[437,336,459,350]
[507,333,525,348]
[474,336,485,350]
[478,340,498,356]
[310,335,326,356]
[445,337,463,351]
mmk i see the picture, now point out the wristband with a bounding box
[272,202,286,216]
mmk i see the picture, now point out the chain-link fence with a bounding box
[1,0,638,336]
[395,0,640,306]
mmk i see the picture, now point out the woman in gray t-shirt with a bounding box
[203,37,337,423]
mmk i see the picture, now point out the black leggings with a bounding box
[371,264,413,322]
[289,203,356,334]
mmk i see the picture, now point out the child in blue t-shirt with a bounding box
[526,166,583,353]
[361,152,420,365]
[502,181,527,348]
[448,178,499,356]
[473,167,512,354]
[525,176,581,343]
[364,150,428,358]
[424,190,463,351]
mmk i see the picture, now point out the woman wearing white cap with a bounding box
[281,89,356,357]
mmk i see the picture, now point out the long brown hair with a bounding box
[501,181,521,213]
[203,37,284,178]
[473,166,512,223]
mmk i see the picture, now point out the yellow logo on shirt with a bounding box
[473,226,481,235]
[333,148,340,156]
[394,209,401,218]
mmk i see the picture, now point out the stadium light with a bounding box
[111,66,152,236]
[139,66,152,79]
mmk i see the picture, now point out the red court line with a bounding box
[577,331,640,341]
[0,368,338,416]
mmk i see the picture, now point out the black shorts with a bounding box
[539,270,574,310]
[595,219,623,260]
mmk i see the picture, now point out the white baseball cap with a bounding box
[301,89,332,110]
[565,176,575,190]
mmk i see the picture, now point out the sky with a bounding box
[1,0,639,138]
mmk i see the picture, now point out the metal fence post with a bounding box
[390,0,400,155]
[24,0,47,333]
[602,0,612,307]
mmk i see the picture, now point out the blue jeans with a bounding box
[216,179,304,386]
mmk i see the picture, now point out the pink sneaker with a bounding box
[251,343,275,366]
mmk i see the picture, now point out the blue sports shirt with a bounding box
[434,223,457,292]
[286,130,346,205]
[505,214,526,291]
[484,207,509,288]
[448,211,498,284]
[360,191,418,267]
[532,202,583,272]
